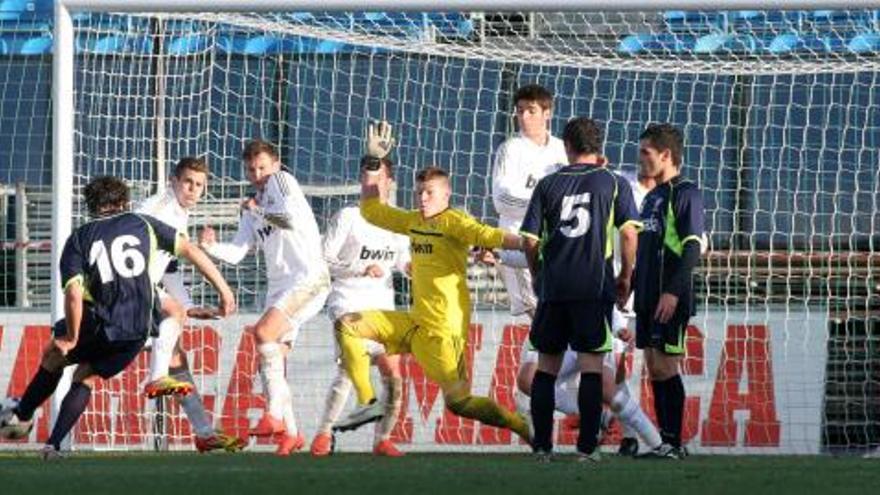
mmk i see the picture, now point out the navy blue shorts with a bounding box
[529,300,613,355]
[52,309,145,379]
[635,307,690,355]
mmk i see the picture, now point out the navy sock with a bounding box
[652,379,668,443]
[15,367,63,421]
[46,382,92,450]
[664,375,685,448]
[529,370,557,452]
[576,372,603,455]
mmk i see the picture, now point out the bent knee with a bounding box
[40,346,67,372]
[516,365,536,395]
[445,394,471,415]
[334,313,365,338]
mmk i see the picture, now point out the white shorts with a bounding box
[520,337,626,372]
[498,264,537,316]
[156,285,170,302]
[266,278,330,345]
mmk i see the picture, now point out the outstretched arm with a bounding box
[177,238,236,317]
[198,211,256,265]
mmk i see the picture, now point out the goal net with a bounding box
[1,7,879,454]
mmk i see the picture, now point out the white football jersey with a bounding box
[215,170,328,290]
[323,206,409,321]
[135,188,193,307]
[491,132,567,231]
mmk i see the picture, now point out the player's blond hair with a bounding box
[415,166,449,183]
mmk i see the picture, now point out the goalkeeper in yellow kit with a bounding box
[333,122,531,445]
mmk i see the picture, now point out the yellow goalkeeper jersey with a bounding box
[361,197,505,335]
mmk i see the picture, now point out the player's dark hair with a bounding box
[640,123,684,167]
[415,166,449,183]
[242,139,279,163]
[84,176,130,216]
[360,156,394,176]
[514,84,554,110]
[173,156,209,178]
[562,117,603,157]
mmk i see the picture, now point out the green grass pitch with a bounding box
[1,452,877,495]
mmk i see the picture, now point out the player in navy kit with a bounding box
[633,123,706,459]
[0,176,235,459]
[520,117,641,462]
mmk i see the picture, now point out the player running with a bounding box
[0,176,235,459]
[310,156,410,458]
[333,121,532,444]
[198,140,330,456]
[137,157,246,452]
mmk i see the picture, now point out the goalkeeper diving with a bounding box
[332,121,532,445]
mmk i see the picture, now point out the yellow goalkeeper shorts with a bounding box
[343,309,469,394]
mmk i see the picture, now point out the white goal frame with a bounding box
[48,0,879,450]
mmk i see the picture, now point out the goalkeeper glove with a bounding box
[366,120,395,160]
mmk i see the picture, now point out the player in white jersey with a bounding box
[491,84,568,319]
[137,157,246,453]
[198,140,330,456]
[310,156,410,458]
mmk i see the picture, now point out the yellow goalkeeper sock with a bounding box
[447,395,529,441]
[335,323,375,405]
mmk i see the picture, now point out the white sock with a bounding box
[611,384,662,449]
[318,367,353,434]
[171,367,213,437]
[280,391,298,437]
[514,389,531,415]
[148,318,182,382]
[554,384,579,415]
[374,375,403,443]
[257,342,291,428]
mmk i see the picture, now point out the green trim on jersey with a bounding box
[604,175,618,260]
[663,183,684,257]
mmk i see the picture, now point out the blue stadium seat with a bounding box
[767,33,830,53]
[618,33,695,54]
[299,37,350,54]
[9,33,50,54]
[166,34,209,55]
[217,34,295,55]
[0,36,7,53]
[848,32,880,52]
[0,0,29,21]
[77,34,153,54]
[693,33,759,54]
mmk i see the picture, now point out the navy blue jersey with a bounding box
[633,175,705,315]
[59,212,183,342]
[520,164,642,303]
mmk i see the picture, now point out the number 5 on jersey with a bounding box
[560,193,591,238]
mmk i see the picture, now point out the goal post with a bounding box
[6,0,873,454]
